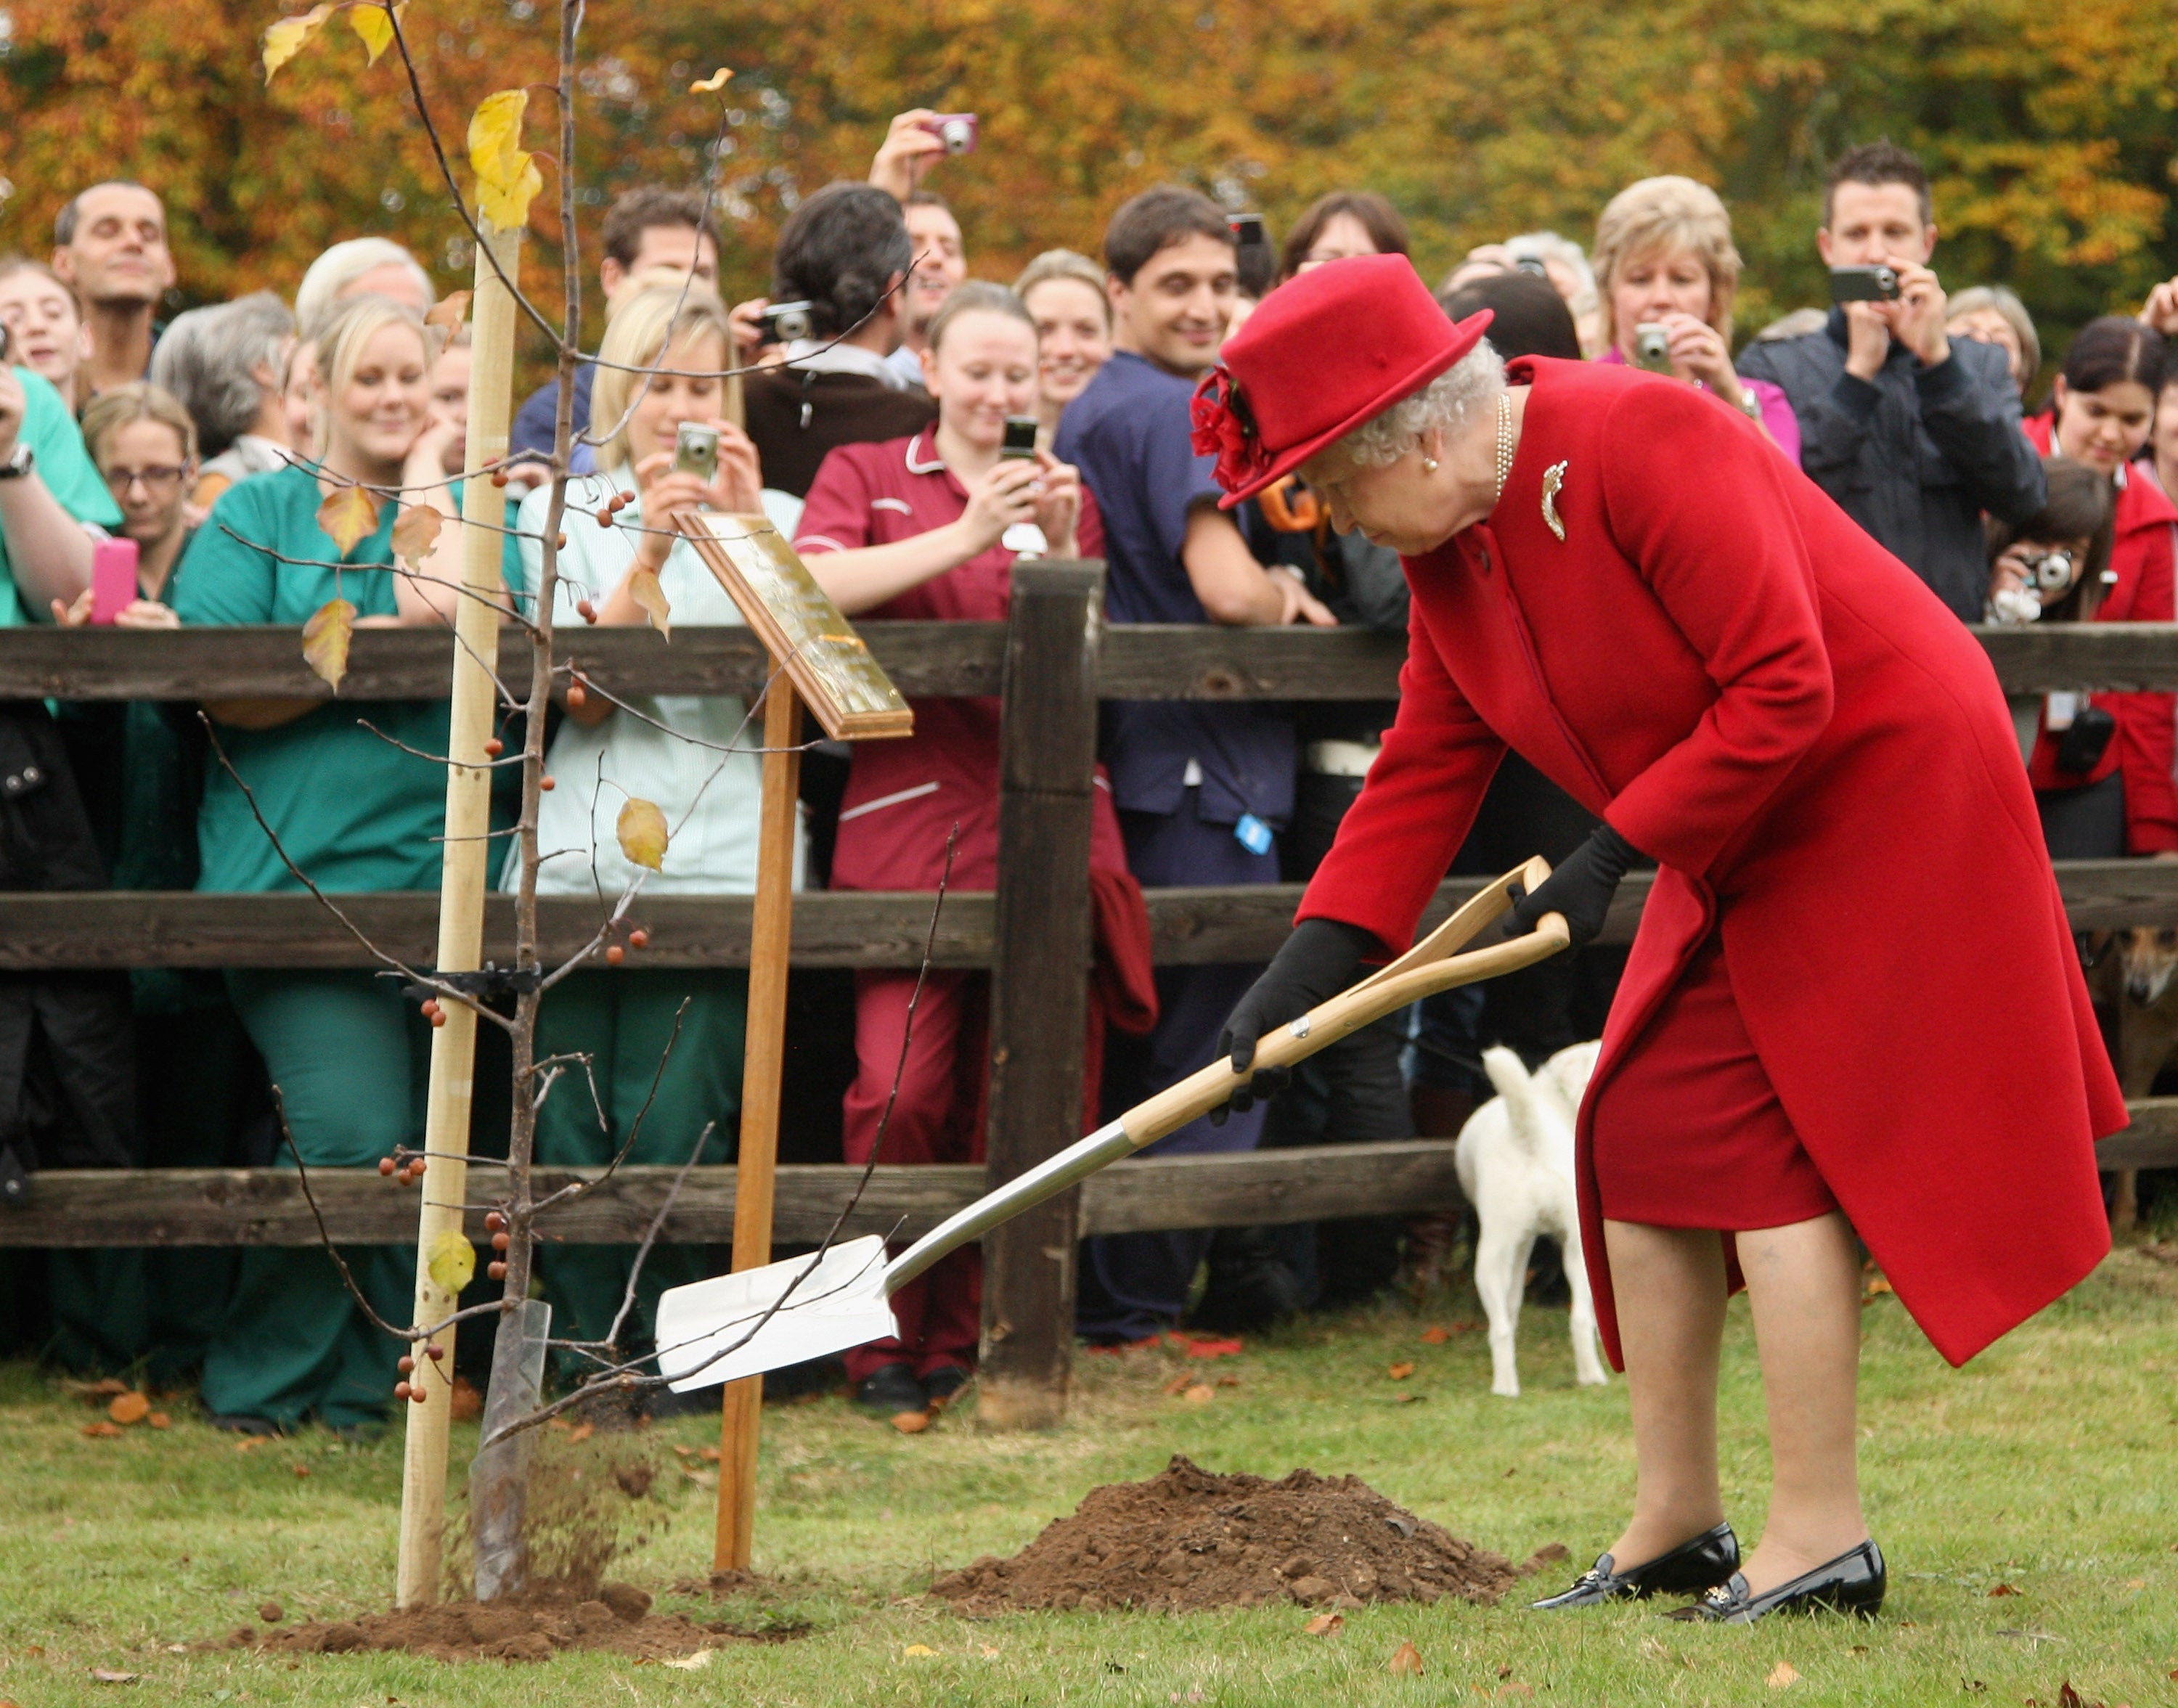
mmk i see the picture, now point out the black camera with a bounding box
[1830,264,1901,303]
[1000,417,1040,460]
[1228,213,1268,248]
[2055,704,2117,775]
[758,300,816,345]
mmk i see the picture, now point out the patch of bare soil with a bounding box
[239,1582,796,1663]
[931,1455,1532,1614]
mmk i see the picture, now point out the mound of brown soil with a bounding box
[931,1455,1521,1614]
[240,1583,797,1664]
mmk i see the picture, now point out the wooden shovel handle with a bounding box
[1117,865,1568,1152]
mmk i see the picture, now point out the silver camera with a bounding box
[1633,322,1673,375]
[2019,549,2076,592]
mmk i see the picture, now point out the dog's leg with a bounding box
[1473,1222,1531,1398]
[1561,1232,1610,1386]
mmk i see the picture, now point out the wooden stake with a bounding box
[395,220,521,1609]
[714,671,801,1573]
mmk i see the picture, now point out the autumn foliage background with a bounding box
[4,0,2178,383]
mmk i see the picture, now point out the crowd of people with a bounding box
[1,123,2174,1434]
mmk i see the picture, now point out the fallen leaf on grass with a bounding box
[1303,1613,1345,1636]
[89,1670,139,1683]
[1387,1362,1415,1381]
[233,1436,264,1452]
[1162,1371,1194,1396]
[1989,1582,2021,1597]
[891,1410,931,1434]
[147,1413,170,1430]
[1215,1375,1241,1387]
[2125,1577,2146,1589]
[902,1644,939,1658]
[1389,1392,1422,1405]
[1388,1639,1424,1676]
[108,1392,149,1425]
[81,1421,123,1438]
[1419,1325,1450,1344]
[566,1421,595,1444]
[663,1648,714,1670]
[700,1445,721,1462]
[291,1463,311,1479]
[1181,1384,1215,1405]
[1767,1659,1801,1689]
[680,1468,717,1488]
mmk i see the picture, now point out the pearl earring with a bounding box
[1422,457,1440,473]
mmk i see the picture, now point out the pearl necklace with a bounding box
[1492,391,1514,508]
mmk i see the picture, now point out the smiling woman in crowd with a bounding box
[0,258,90,414]
[1013,250,1114,446]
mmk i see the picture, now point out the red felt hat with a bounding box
[1191,254,1493,508]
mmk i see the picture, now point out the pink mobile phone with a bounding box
[91,538,139,625]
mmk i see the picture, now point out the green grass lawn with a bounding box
[5,1242,2178,1707]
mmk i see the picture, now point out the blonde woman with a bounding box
[1591,176,1798,457]
[510,283,791,1391]
[1013,250,1113,443]
[174,293,496,1433]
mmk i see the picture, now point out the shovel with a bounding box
[654,857,1569,1392]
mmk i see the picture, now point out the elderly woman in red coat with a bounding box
[1200,256,2120,1623]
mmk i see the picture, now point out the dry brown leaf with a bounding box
[699,1445,721,1463]
[1989,1582,2021,1597]
[234,1436,265,1452]
[1387,1639,1424,1676]
[628,567,672,638]
[1767,1659,1801,1689]
[425,290,473,333]
[1390,1392,1421,1405]
[1162,1371,1194,1397]
[89,1670,140,1684]
[566,1421,595,1444]
[616,797,669,872]
[81,1376,127,1401]
[1387,1361,1416,1380]
[663,1648,714,1671]
[108,1392,149,1425]
[80,1421,123,1439]
[1419,1325,1450,1344]
[291,1463,311,1479]
[301,597,356,691]
[1182,1383,1215,1405]
[147,1412,171,1430]
[316,483,380,556]
[391,502,444,568]
[1303,1612,1345,1636]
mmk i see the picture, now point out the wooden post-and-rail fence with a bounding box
[4,602,2178,1423]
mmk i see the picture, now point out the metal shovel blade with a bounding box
[654,1233,895,1394]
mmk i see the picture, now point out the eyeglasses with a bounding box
[102,465,189,496]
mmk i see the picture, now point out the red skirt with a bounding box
[1591,932,1838,1230]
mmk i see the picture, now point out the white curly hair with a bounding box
[1330,338,1507,470]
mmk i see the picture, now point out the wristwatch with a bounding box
[0,444,33,481]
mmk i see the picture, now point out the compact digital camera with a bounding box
[1830,264,1901,303]
[2018,548,2076,592]
[673,422,720,485]
[1632,323,1674,375]
[1228,213,1268,248]
[1000,417,1040,460]
[757,300,815,345]
[925,113,979,155]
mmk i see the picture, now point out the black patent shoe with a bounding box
[1671,1538,1885,1623]
[1530,1522,1739,1609]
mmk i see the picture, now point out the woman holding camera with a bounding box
[509,284,780,1391]
[795,282,1151,1418]
[2010,319,2178,859]
[1590,177,1798,458]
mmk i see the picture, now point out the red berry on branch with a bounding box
[426,1344,445,1362]
[618,491,636,507]
[628,928,650,949]
[409,1385,428,1404]
[577,599,597,624]
[409,1160,427,1177]
[555,534,568,550]
[484,1209,505,1232]
[378,1157,396,1177]
[605,945,625,966]
[428,1007,448,1029]
[489,1261,507,1280]
[398,1354,415,1374]
[492,1231,510,1252]
[566,684,587,709]
[484,737,504,758]
[490,470,509,489]
[393,1381,412,1401]
[539,775,556,792]
[596,507,615,528]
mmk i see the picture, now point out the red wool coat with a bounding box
[1301,358,2121,1370]
[2018,416,2178,852]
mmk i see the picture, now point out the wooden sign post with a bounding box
[674,511,912,1574]
[395,219,521,1607]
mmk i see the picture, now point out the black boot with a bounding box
[853,1362,926,1415]
[1530,1523,1739,1609]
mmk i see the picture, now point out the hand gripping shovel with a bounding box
[653,858,1569,1392]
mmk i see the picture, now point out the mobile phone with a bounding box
[673,422,719,486]
[91,537,139,625]
[1000,417,1040,460]
[1229,213,1268,248]
[1631,323,1675,375]
[923,113,979,155]
[756,300,815,345]
[1830,264,1901,303]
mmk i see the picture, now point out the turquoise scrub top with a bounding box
[1,366,121,624]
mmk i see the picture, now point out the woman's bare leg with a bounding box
[1734,1210,1868,1593]
[1601,1219,1730,1566]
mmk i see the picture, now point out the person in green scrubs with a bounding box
[509,286,788,1392]
[173,294,505,1434]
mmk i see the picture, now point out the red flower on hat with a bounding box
[1191,366,1273,493]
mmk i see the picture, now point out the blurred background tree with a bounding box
[4,0,2175,382]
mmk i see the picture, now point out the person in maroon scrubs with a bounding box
[1199,256,2118,1623]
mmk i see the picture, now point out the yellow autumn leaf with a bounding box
[391,502,444,569]
[616,798,669,872]
[301,598,356,691]
[1387,1639,1424,1676]
[627,567,672,639]
[468,89,544,232]
[262,2,335,81]
[348,0,407,66]
[1766,1659,1802,1690]
[316,483,380,556]
[425,1227,476,1296]
[425,290,472,333]
[690,67,733,93]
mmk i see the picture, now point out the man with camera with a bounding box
[1738,142,2044,623]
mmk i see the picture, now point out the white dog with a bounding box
[1454,1042,1609,1397]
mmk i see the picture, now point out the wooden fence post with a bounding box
[977,561,1104,1430]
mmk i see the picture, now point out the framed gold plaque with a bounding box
[672,510,914,743]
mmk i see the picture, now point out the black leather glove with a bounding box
[1211,918,1382,1121]
[1507,822,1641,948]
